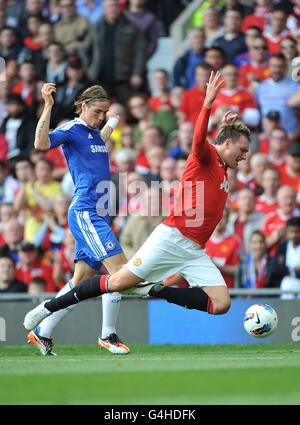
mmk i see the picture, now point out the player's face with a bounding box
[81,100,110,128]
[225,135,249,169]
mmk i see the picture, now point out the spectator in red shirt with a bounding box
[212,64,257,116]
[15,240,56,293]
[179,63,212,125]
[10,60,37,108]
[264,8,290,54]
[279,143,300,194]
[261,184,299,255]
[148,69,171,112]
[242,0,272,33]
[206,206,240,288]
[256,167,280,214]
[228,187,265,253]
[258,110,281,154]
[239,35,270,92]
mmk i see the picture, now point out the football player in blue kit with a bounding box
[27,82,130,355]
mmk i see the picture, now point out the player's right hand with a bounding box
[41,83,56,106]
[204,71,224,109]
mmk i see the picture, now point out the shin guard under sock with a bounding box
[45,275,109,313]
[149,285,214,314]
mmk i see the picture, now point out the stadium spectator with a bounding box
[120,186,166,259]
[124,0,159,59]
[15,240,56,292]
[227,187,265,253]
[279,144,300,196]
[168,121,193,160]
[211,64,257,115]
[14,158,62,243]
[179,63,212,125]
[107,103,127,150]
[10,60,38,109]
[263,8,290,55]
[0,161,19,203]
[81,0,147,105]
[54,0,89,54]
[128,95,176,144]
[204,46,225,72]
[256,54,299,138]
[0,202,17,245]
[241,230,270,288]
[0,26,22,61]
[160,157,179,203]
[144,146,167,186]
[238,35,270,92]
[51,54,93,126]
[235,26,263,68]
[202,7,225,48]
[261,185,299,255]
[268,216,300,298]
[120,125,135,149]
[0,94,35,162]
[213,7,247,64]
[241,0,272,33]
[172,28,206,89]
[0,255,27,293]
[23,15,44,51]
[206,206,240,288]
[258,111,281,154]
[0,218,23,263]
[45,42,67,86]
[249,152,270,195]
[76,0,103,24]
[255,167,280,215]
[148,69,171,112]
[28,277,47,295]
[267,127,289,170]
[52,228,75,289]
[280,36,298,77]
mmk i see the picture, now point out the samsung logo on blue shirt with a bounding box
[91,145,108,153]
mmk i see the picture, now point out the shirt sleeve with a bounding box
[191,104,212,163]
[48,127,71,149]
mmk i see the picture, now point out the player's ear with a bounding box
[224,138,231,149]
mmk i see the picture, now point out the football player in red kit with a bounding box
[24,72,251,331]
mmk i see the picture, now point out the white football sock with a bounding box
[38,280,76,339]
[101,292,121,339]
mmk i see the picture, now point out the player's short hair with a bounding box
[215,122,251,145]
[74,85,109,114]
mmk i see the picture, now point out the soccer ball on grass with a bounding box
[243,303,278,338]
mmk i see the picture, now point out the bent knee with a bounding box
[212,298,231,315]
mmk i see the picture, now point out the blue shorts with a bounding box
[68,209,123,270]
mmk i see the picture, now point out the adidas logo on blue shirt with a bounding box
[88,133,93,139]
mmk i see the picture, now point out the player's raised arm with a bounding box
[34,83,56,151]
[192,71,224,159]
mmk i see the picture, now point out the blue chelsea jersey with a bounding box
[49,118,111,213]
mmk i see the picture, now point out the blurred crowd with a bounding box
[0,0,300,299]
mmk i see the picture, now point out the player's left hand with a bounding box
[204,71,224,109]
[106,110,120,122]
[221,111,239,126]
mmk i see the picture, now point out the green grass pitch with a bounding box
[1,343,300,405]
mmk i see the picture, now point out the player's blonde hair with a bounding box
[215,122,251,145]
[74,85,109,114]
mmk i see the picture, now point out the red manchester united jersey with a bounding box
[164,106,229,247]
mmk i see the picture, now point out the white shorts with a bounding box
[124,223,226,287]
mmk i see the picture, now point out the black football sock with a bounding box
[149,285,214,314]
[45,275,109,313]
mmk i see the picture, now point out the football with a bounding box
[243,303,278,338]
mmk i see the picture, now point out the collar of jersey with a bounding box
[76,117,98,131]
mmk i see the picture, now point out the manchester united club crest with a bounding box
[133,258,142,266]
